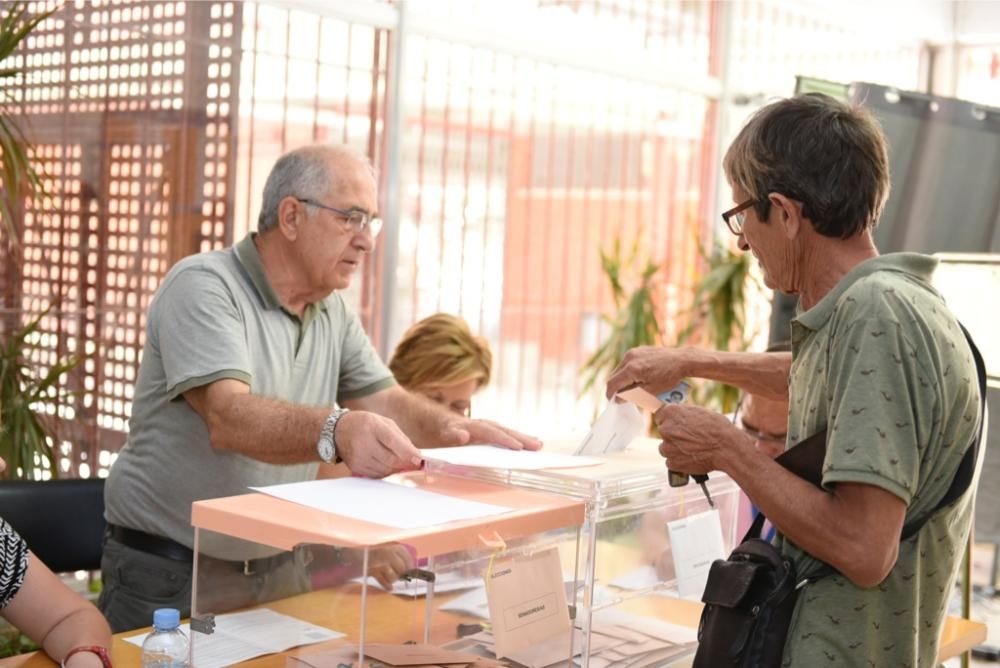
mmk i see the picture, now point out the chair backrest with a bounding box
[0,478,106,572]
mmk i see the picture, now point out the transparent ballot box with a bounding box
[423,439,742,667]
[189,471,585,668]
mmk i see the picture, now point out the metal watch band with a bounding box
[320,408,349,463]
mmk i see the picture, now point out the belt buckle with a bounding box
[242,559,256,576]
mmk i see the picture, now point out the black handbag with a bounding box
[693,323,987,668]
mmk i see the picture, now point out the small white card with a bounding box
[666,509,726,600]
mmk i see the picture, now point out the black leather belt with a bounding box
[108,524,295,576]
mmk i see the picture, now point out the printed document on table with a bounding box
[667,509,726,599]
[421,445,602,470]
[251,477,513,529]
[124,608,342,668]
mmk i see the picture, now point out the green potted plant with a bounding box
[579,234,662,398]
[0,4,84,655]
[0,305,79,480]
[1,1,75,483]
[677,240,756,412]
[1,2,52,253]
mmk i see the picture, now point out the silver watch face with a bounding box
[318,437,335,463]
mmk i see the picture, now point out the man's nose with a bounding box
[353,226,375,252]
[737,235,750,252]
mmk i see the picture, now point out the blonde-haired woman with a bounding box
[389,313,492,417]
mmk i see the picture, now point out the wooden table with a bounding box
[0,583,985,667]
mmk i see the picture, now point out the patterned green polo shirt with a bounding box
[778,253,981,668]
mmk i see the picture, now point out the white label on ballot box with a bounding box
[485,547,571,658]
[667,508,726,600]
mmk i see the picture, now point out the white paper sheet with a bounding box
[352,570,483,596]
[124,609,343,668]
[607,565,681,598]
[592,609,698,645]
[421,445,603,470]
[250,477,513,529]
[573,401,646,455]
[667,509,726,600]
[608,564,659,590]
[439,582,491,618]
[439,575,613,620]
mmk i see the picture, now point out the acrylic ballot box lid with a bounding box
[190,470,585,558]
[422,437,739,506]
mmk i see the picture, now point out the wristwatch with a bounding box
[317,408,349,463]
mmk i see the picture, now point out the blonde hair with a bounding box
[389,314,492,391]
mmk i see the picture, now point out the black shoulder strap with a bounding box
[745,321,987,544]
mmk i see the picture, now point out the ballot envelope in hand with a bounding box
[573,381,689,456]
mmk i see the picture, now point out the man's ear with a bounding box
[276,196,301,240]
[767,192,805,240]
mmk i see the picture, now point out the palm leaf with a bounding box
[0,2,56,254]
[676,240,754,412]
[0,304,82,480]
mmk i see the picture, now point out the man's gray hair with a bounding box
[257,144,372,233]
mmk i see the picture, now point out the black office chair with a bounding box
[0,477,106,573]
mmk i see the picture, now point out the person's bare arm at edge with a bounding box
[345,385,542,451]
[654,403,906,588]
[4,552,112,667]
[184,379,423,478]
[606,346,792,401]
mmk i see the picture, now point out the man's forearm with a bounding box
[374,387,453,448]
[201,393,328,464]
[684,349,791,400]
[721,442,896,587]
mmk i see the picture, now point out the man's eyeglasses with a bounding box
[297,197,383,238]
[721,198,757,236]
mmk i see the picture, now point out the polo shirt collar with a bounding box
[793,252,937,332]
[234,233,328,316]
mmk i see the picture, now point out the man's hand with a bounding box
[316,544,415,590]
[363,544,415,590]
[335,411,424,477]
[437,417,543,451]
[654,404,752,475]
[606,346,692,399]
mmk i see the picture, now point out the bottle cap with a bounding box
[152,608,181,630]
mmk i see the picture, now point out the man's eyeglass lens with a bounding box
[722,199,755,235]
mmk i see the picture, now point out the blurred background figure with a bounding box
[389,313,493,417]
[733,341,791,538]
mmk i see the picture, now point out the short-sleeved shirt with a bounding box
[105,234,396,559]
[778,253,981,667]
[0,518,29,609]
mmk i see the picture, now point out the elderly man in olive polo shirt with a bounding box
[100,144,541,632]
[608,94,981,667]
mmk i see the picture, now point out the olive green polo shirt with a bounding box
[106,234,396,559]
[778,253,980,668]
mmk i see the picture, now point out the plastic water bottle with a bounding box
[141,608,189,668]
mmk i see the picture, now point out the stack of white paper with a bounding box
[421,445,603,470]
[250,477,514,529]
[124,609,343,668]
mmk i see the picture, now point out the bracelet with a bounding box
[61,645,112,668]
